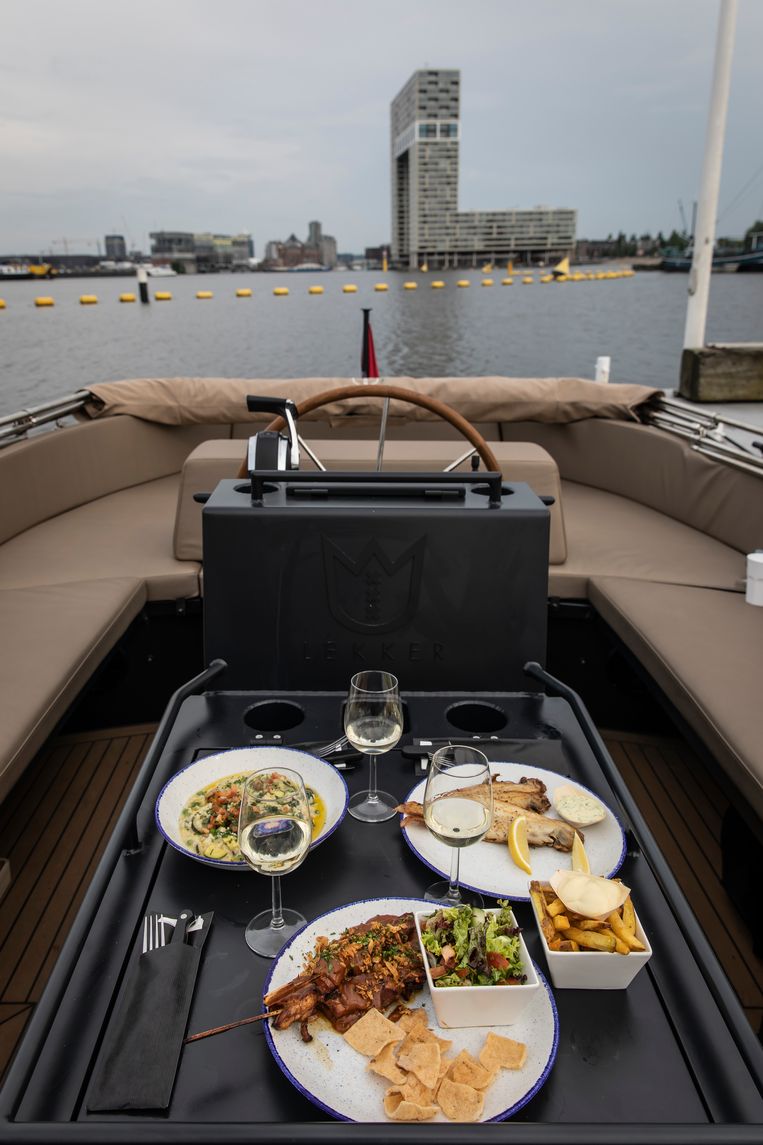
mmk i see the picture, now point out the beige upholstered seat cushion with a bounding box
[0,578,147,801]
[173,439,566,563]
[0,476,200,601]
[504,418,763,557]
[589,576,763,820]
[0,417,223,546]
[548,482,746,599]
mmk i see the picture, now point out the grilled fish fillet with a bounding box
[397,776,578,852]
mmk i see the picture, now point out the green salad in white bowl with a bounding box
[418,901,527,988]
[415,902,539,1028]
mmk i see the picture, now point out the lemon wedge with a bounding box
[571,831,590,874]
[508,815,532,874]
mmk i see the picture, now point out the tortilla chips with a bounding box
[343,1006,527,1122]
[343,1008,404,1058]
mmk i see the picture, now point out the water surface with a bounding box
[1,269,761,414]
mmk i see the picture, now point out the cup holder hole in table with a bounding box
[243,700,305,732]
[445,701,507,733]
[234,482,279,495]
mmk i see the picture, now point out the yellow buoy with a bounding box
[457,279,470,287]
[236,287,252,297]
[308,285,324,295]
[119,292,136,303]
[0,299,6,309]
[374,283,388,292]
[196,290,213,299]
[502,277,513,285]
[556,275,569,283]
[403,281,418,290]
[35,296,55,307]
[155,291,172,301]
[481,278,494,287]
[273,287,289,296]
[540,274,553,283]
[522,276,533,284]
[79,294,98,304]
[431,280,445,289]
[342,284,358,293]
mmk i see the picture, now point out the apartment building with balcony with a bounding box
[390,69,576,268]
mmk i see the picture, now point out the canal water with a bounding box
[1,268,761,414]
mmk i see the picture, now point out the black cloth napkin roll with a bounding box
[87,912,213,1113]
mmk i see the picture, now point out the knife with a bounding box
[171,909,194,944]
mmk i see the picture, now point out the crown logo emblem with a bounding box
[321,536,425,634]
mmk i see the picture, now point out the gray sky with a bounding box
[2,0,762,256]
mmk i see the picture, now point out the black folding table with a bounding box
[1,662,762,1143]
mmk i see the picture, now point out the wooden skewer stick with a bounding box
[184,1009,280,1044]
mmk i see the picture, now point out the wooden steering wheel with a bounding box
[240,385,499,474]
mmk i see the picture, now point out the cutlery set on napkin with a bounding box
[87,911,213,1113]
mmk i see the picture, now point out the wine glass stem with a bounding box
[270,875,284,931]
[366,753,379,804]
[447,846,461,902]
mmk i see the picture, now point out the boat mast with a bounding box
[683,0,737,349]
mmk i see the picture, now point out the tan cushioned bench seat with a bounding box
[0,476,200,601]
[548,482,746,599]
[589,577,763,821]
[173,439,566,563]
[0,417,222,547]
[0,577,147,802]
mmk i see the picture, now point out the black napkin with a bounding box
[87,912,213,1113]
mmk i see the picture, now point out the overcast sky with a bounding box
[2,0,762,256]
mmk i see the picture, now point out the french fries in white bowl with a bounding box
[530,874,652,990]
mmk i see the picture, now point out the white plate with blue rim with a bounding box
[262,896,558,1123]
[155,746,349,869]
[400,762,626,901]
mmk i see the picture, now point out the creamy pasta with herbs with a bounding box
[179,772,326,861]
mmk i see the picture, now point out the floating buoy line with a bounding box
[0,270,636,311]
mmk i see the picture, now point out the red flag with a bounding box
[361,308,379,378]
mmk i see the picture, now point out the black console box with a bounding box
[203,473,550,691]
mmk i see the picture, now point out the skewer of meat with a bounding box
[263,914,425,1041]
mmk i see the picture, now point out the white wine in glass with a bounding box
[238,767,311,957]
[343,670,403,822]
[422,745,493,906]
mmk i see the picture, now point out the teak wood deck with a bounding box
[0,723,761,1083]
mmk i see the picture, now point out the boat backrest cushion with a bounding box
[502,419,763,555]
[0,417,227,545]
[231,419,503,441]
[174,439,567,563]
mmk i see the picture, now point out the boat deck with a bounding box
[0,722,760,1083]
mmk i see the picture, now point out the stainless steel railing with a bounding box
[0,390,91,446]
[644,395,763,477]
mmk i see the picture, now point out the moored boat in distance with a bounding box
[660,248,763,272]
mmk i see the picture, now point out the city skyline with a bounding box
[2,1,762,254]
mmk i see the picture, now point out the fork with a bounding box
[313,734,349,757]
[142,913,166,954]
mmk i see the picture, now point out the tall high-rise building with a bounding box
[390,69,576,269]
[391,70,460,269]
[104,234,127,261]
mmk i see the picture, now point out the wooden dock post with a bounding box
[679,343,763,402]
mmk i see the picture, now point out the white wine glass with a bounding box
[343,670,403,822]
[422,745,493,907]
[238,767,311,957]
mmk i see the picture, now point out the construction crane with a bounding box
[50,238,102,257]
[677,199,689,236]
